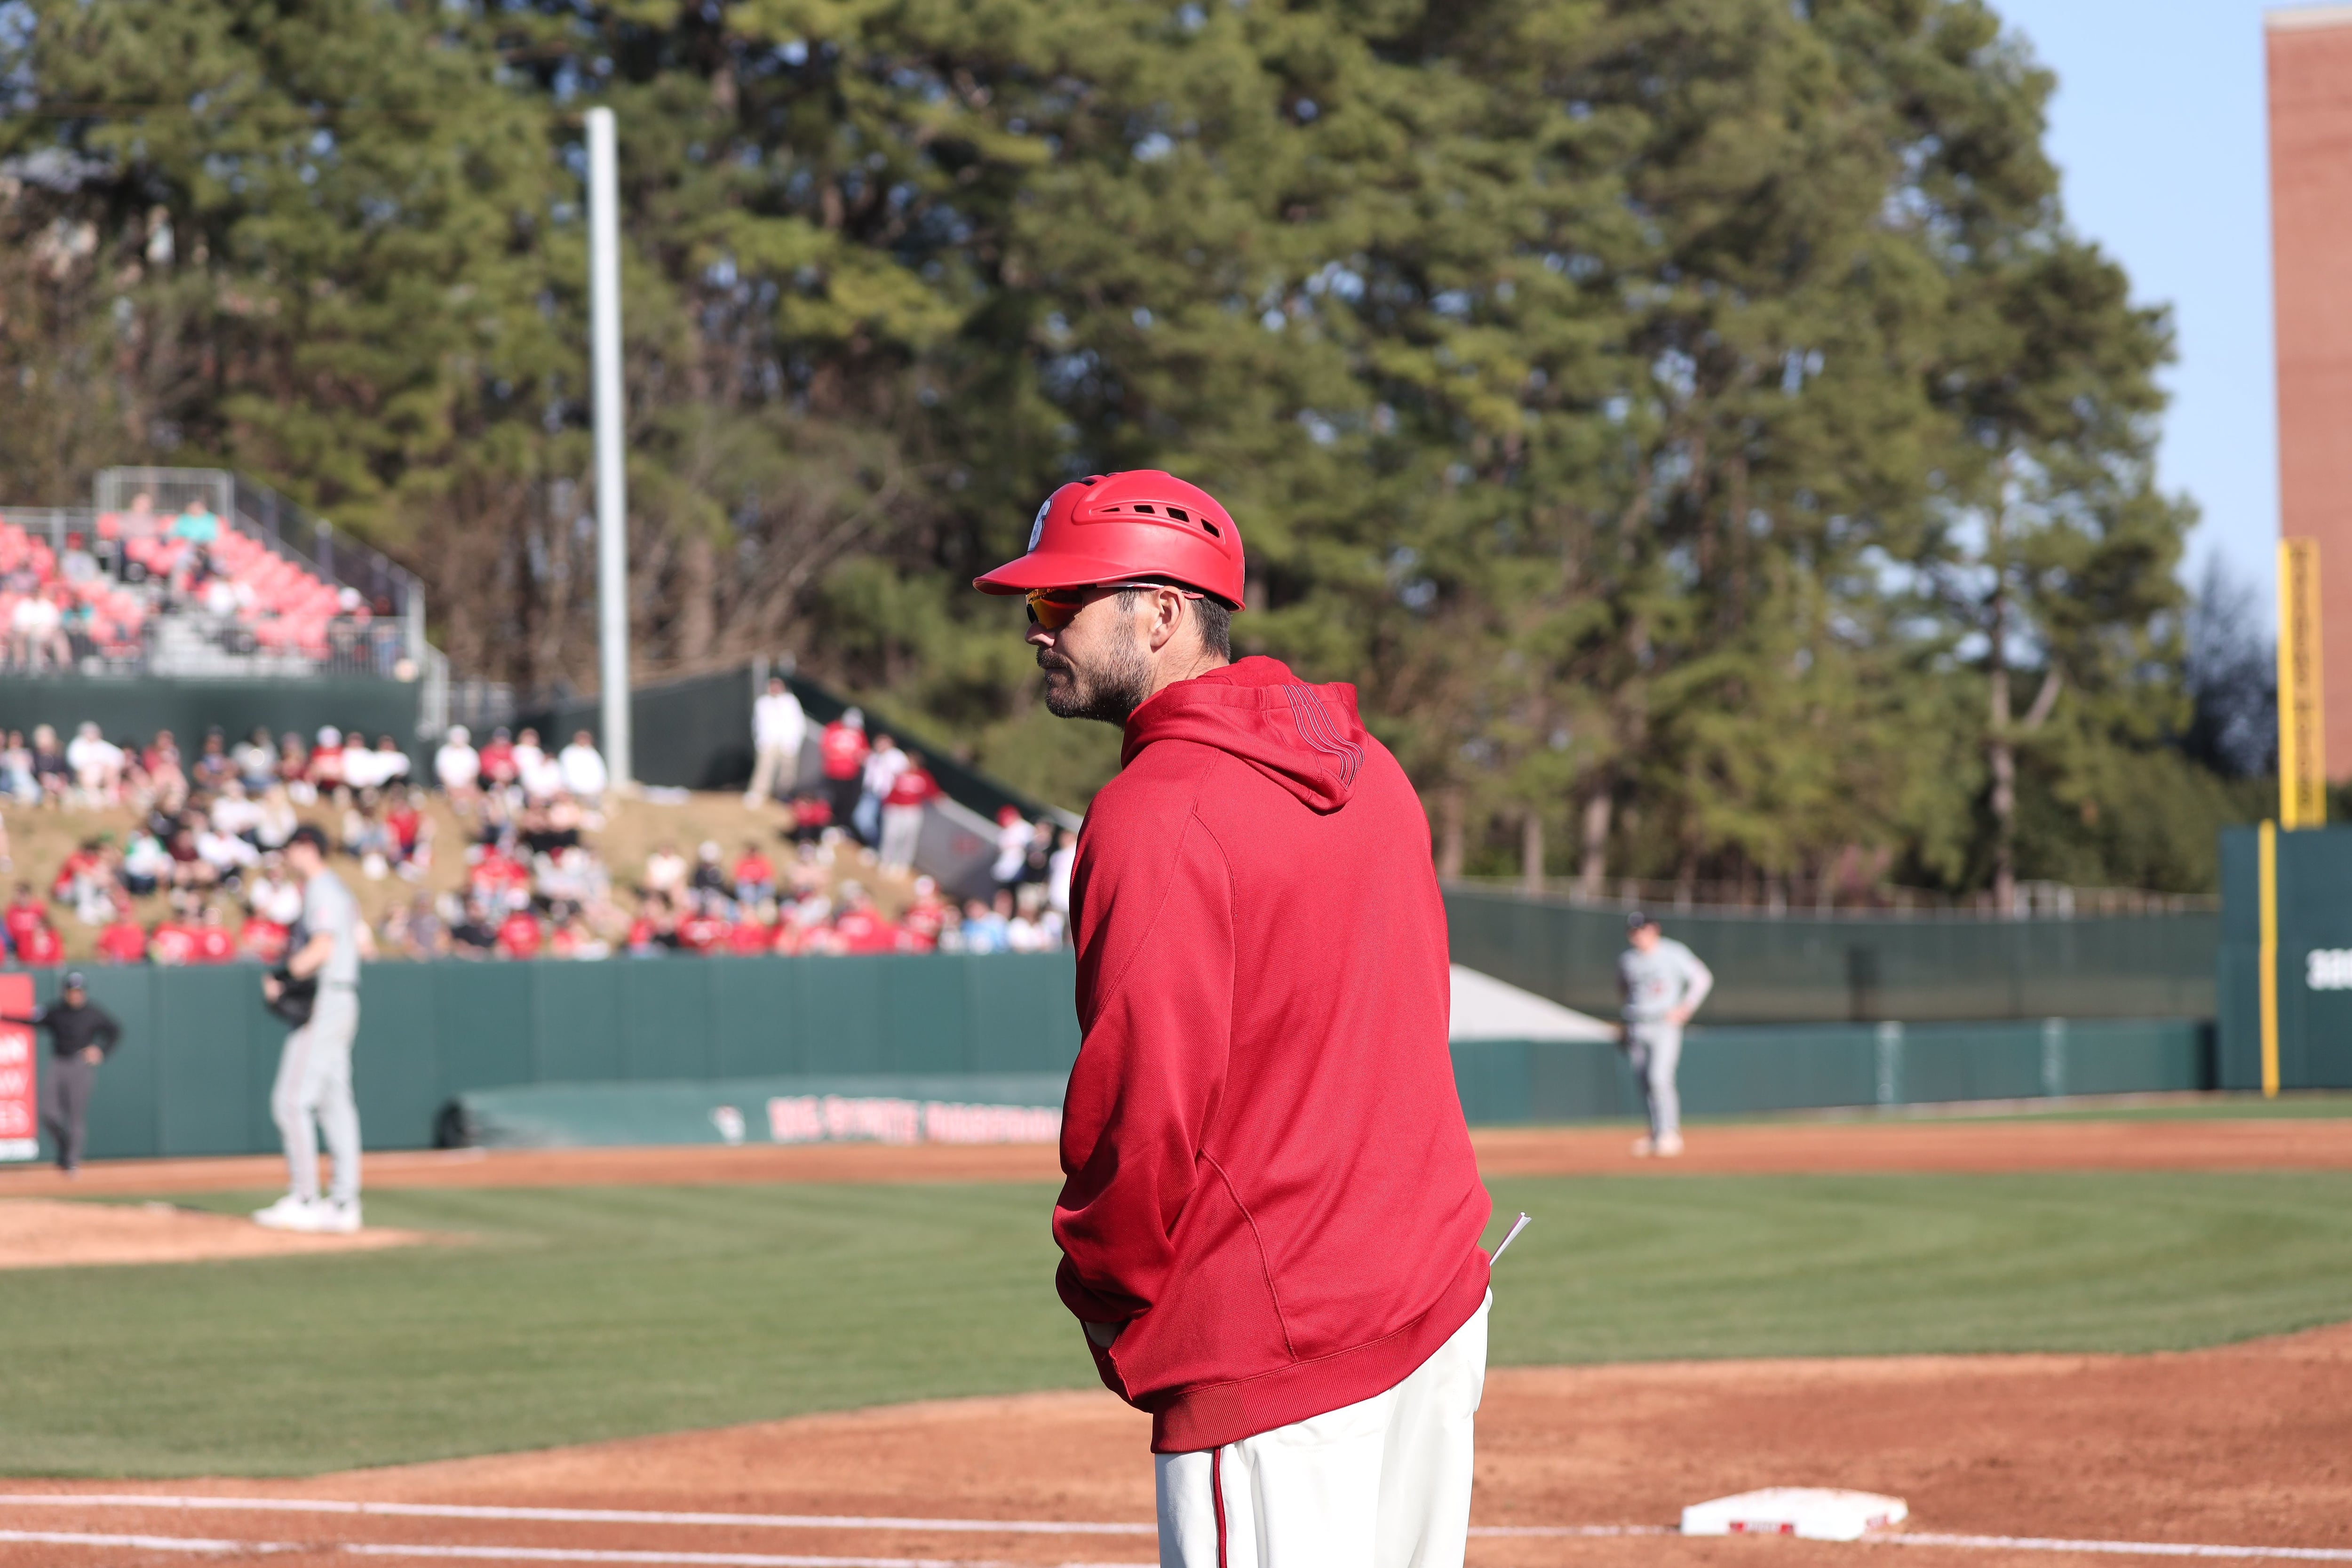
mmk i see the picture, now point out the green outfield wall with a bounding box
[0,677,424,765]
[2217,824,2352,1091]
[8,954,2216,1164]
[1444,885,2219,1024]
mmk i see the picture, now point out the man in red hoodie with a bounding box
[976,471,1494,1565]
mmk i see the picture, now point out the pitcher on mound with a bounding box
[977,471,1494,1568]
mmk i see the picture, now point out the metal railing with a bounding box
[1453,874,2219,920]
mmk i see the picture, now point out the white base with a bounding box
[1682,1488,1909,1541]
[0,1139,37,1162]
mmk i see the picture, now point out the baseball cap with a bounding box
[62,970,86,990]
[288,824,330,853]
[1626,910,1659,932]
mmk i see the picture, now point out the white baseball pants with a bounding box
[271,986,362,1205]
[1155,1292,1489,1568]
[1624,1022,1683,1141]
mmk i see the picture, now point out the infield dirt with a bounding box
[3,1321,2347,1567]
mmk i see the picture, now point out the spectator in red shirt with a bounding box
[16,920,63,966]
[625,895,673,955]
[817,709,869,830]
[477,727,518,791]
[901,878,948,950]
[829,883,903,955]
[4,883,47,955]
[240,915,290,964]
[726,911,774,955]
[789,792,833,845]
[878,762,937,875]
[307,726,346,791]
[675,899,730,953]
[50,841,101,902]
[732,843,776,906]
[384,788,427,873]
[193,905,238,964]
[494,907,543,959]
[96,905,149,964]
[148,912,201,966]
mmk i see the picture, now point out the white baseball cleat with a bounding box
[252,1194,327,1232]
[1630,1135,1656,1157]
[315,1200,363,1235]
[1656,1132,1685,1157]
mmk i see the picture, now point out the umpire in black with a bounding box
[3,971,121,1176]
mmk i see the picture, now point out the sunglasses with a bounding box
[1025,582,1202,632]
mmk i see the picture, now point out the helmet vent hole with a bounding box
[1132,504,1156,515]
[1201,519,1221,537]
[1167,507,1189,522]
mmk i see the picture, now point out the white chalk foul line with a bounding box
[0,1531,1026,1568]
[1883,1535,2352,1564]
[0,1495,1153,1536]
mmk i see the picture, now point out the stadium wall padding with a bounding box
[0,677,424,768]
[8,956,2218,1163]
[2217,824,2352,1091]
[1443,885,2220,1025]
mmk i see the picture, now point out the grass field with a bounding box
[5,1171,2350,1478]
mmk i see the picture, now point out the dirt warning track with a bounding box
[1,1111,2347,1200]
[2,1321,2348,1568]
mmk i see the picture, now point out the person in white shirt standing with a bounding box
[254,825,374,1234]
[854,733,908,847]
[557,730,608,804]
[1616,912,1715,1158]
[746,676,807,806]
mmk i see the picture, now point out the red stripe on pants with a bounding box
[1212,1447,1228,1568]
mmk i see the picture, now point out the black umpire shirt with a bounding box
[4,999,123,1059]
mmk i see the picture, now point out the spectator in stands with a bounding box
[253,783,297,854]
[381,895,447,960]
[194,903,238,964]
[447,894,499,956]
[148,904,200,965]
[962,892,1012,955]
[519,732,565,804]
[343,791,394,880]
[549,907,610,960]
[557,730,607,804]
[733,842,776,906]
[144,730,189,816]
[234,726,278,792]
[626,893,674,954]
[991,806,1029,893]
[30,725,67,804]
[675,896,729,953]
[307,726,345,793]
[166,823,214,891]
[247,855,304,929]
[195,813,260,884]
[278,733,314,804]
[818,708,868,830]
[854,733,908,847]
[11,586,67,671]
[510,726,546,789]
[5,882,46,955]
[384,786,429,877]
[61,842,119,927]
[494,904,543,960]
[477,726,518,794]
[902,878,948,950]
[120,492,160,542]
[1,732,35,804]
[66,723,122,806]
[192,729,235,793]
[170,497,220,544]
[239,908,290,964]
[788,791,832,844]
[689,841,730,905]
[342,734,398,792]
[58,533,98,587]
[121,827,171,895]
[877,756,935,876]
[211,778,263,844]
[747,676,808,807]
[13,915,62,965]
[435,725,481,808]
[96,901,148,964]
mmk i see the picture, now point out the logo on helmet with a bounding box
[1028,494,1052,553]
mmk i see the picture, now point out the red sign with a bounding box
[0,973,35,1161]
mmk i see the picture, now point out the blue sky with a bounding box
[1993,0,2287,621]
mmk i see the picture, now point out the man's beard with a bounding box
[1039,639,1153,724]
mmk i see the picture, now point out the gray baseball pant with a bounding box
[271,986,362,1205]
[1623,1021,1683,1141]
[40,1054,95,1171]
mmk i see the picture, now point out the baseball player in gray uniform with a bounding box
[254,824,372,1234]
[1617,911,1713,1157]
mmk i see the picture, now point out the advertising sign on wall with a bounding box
[0,973,37,1161]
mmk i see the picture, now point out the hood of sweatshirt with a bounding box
[1121,657,1367,814]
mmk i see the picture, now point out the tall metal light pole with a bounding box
[587,106,632,789]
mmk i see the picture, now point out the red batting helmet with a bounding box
[972,470,1245,608]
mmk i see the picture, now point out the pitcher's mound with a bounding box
[0,1198,430,1269]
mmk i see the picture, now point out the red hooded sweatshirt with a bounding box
[1055,656,1490,1455]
